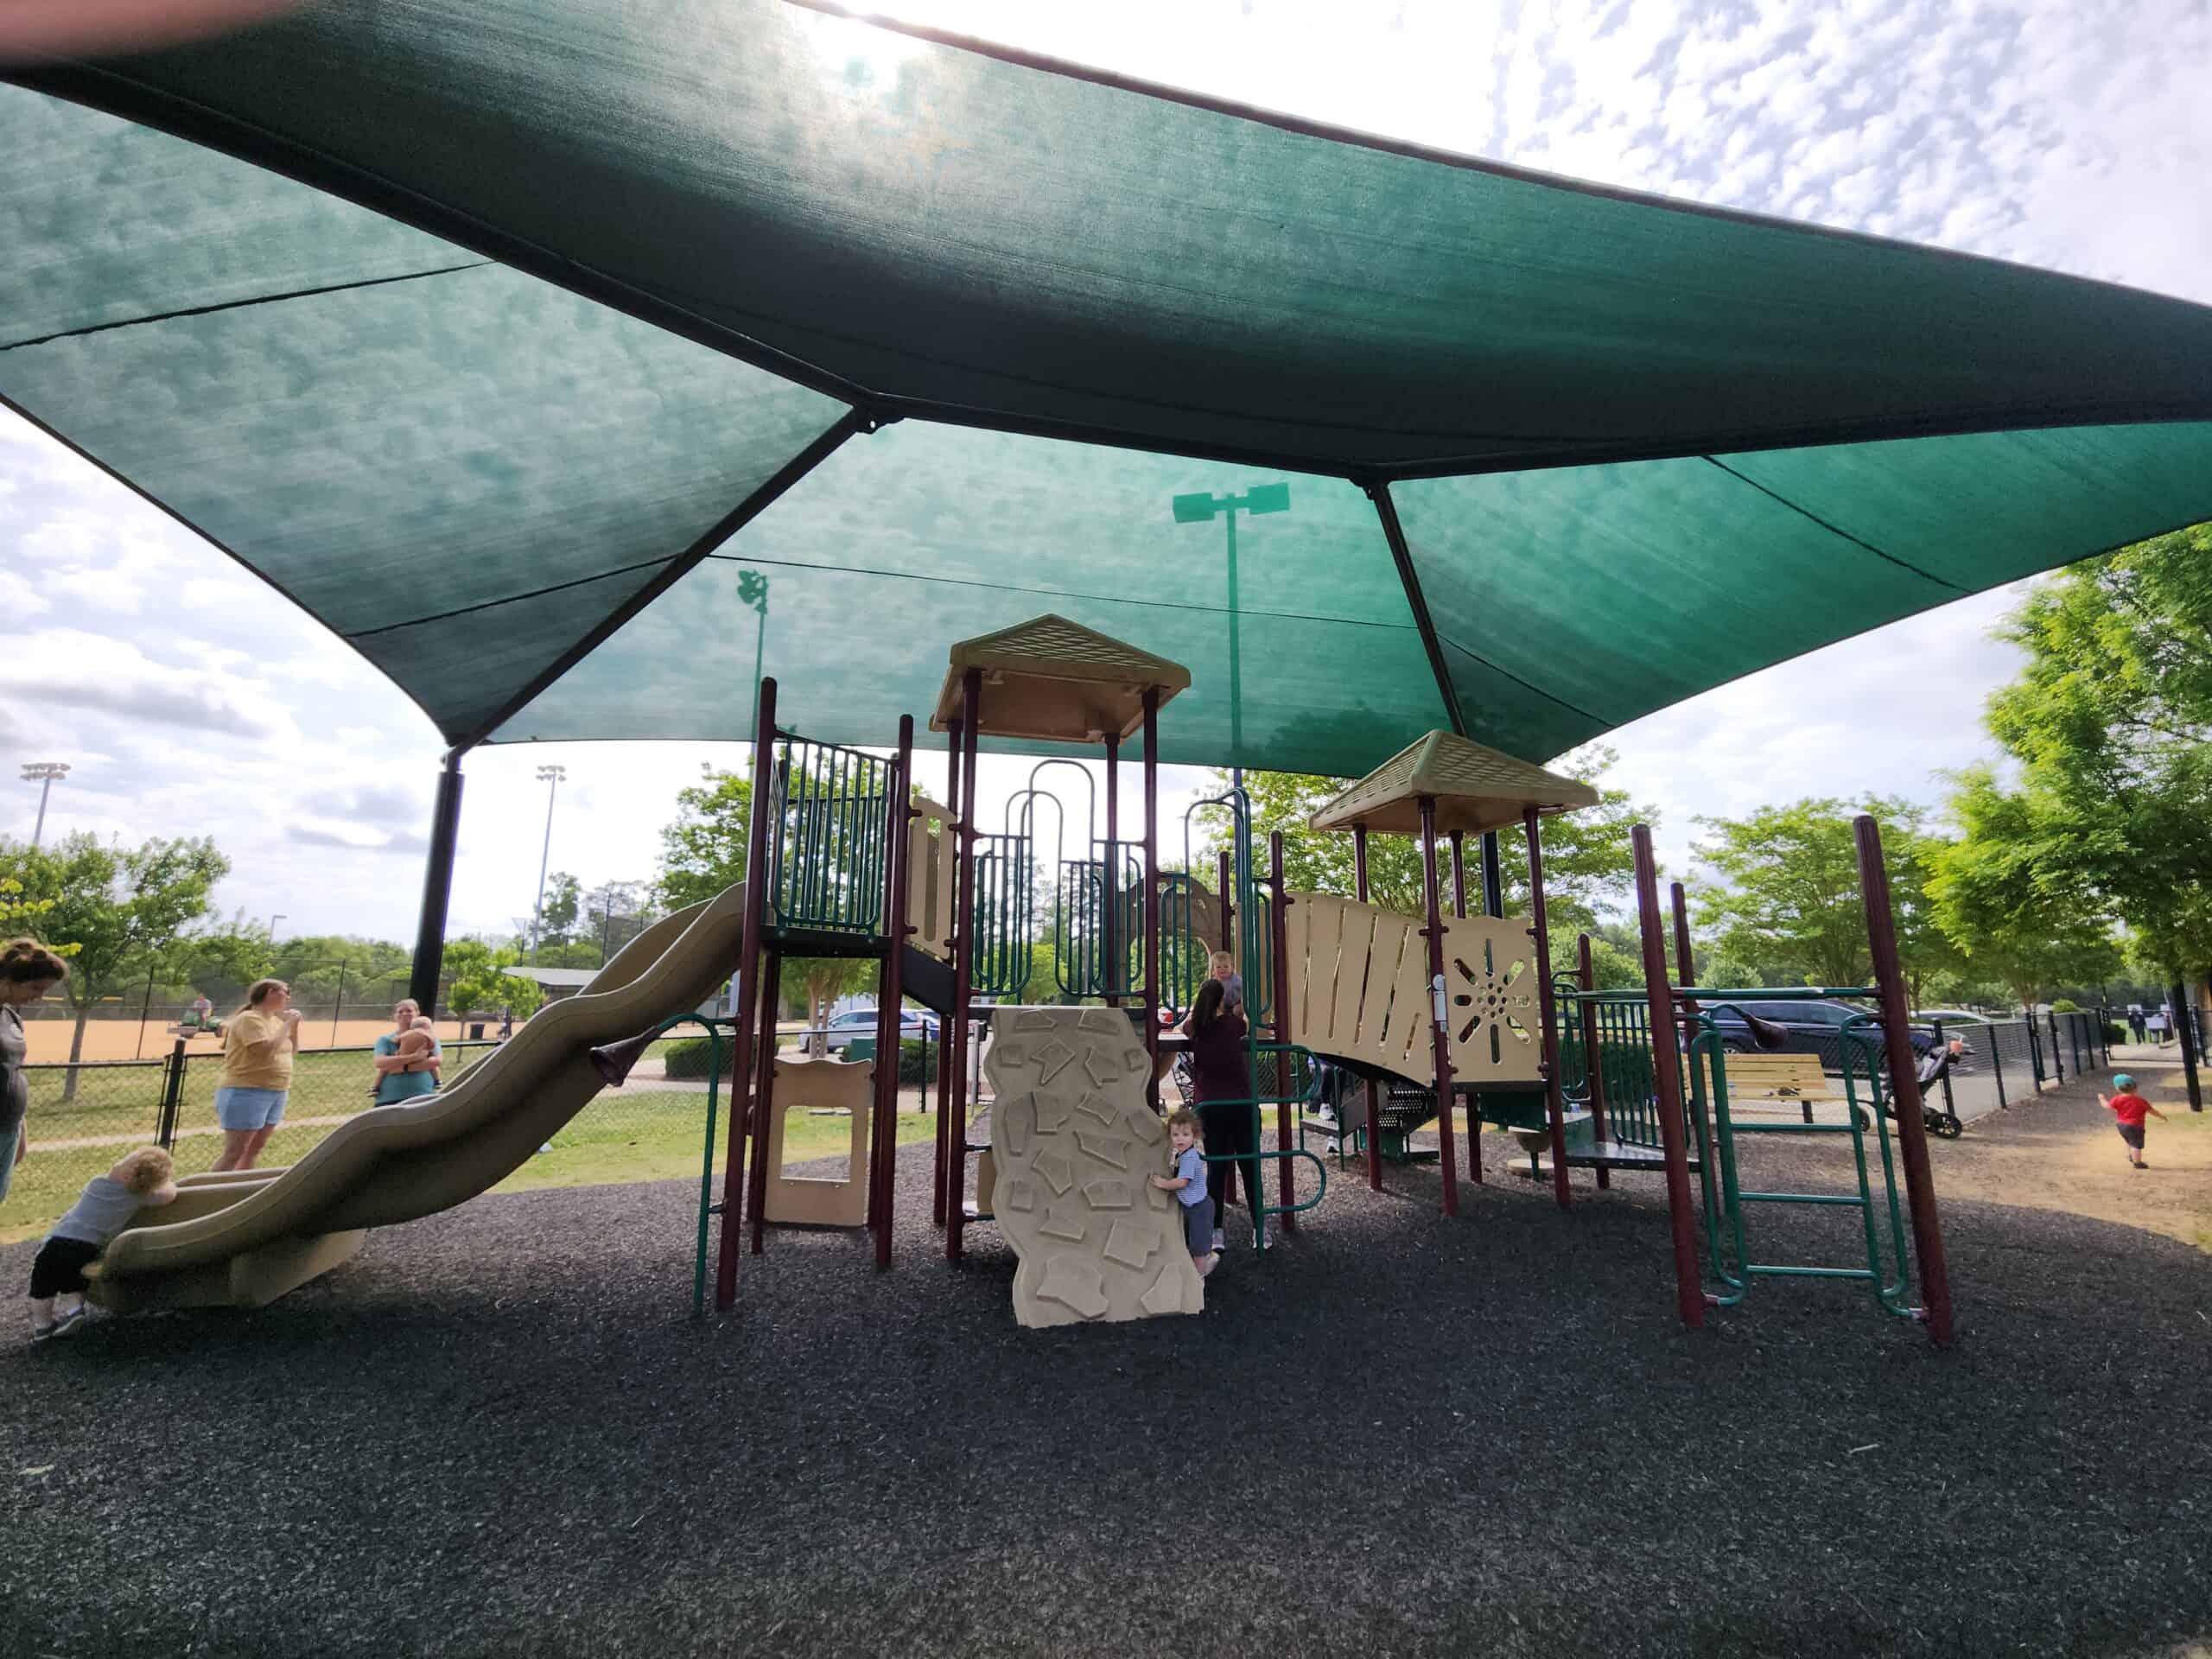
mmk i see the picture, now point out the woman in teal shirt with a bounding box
[372,997,442,1103]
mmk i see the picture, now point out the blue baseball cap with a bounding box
[2112,1073,2134,1091]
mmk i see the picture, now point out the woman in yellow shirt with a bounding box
[213,978,301,1171]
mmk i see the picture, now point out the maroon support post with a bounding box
[1631,825,1706,1329]
[1418,798,1461,1217]
[1670,880,1726,1159]
[1853,815,1955,1345]
[946,669,982,1261]
[871,716,915,1269]
[1524,806,1571,1211]
[1576,933,1611,1191]
[713,677,778,1312]
[1142,689,1161,1112]
[931,715,963,1228]
[1269,831,1297,1234]
[1103,731,1120,1006]
[747,948,781,1255]
[1355,823,1382,1194]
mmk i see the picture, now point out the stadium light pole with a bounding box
[530,764,567,963]
[738,569,771,762]
[21,762,68,848]
[268,913,286,942]
[1171,484,1289,790]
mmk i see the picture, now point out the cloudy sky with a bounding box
[3,0,2207,945]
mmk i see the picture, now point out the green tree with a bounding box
[537,872,582,948]
[657,770,753,912]
[1198,745,1654,968]
[443,938,543,1024]
[0,832,228,1087]
[789,957,870,1043]
[1928,767,2126,1005]
[1692,798,1949,993]
[0,875,66,943]
[1978,524,2212,988]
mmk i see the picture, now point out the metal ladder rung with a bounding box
[1738,1191,1868,1207]
[1744,1264,1878,1281]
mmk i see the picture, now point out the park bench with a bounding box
[1711,1053,1847,1124]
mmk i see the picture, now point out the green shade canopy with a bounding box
[4,0,2209,774]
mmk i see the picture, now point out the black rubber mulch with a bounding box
[3,1100,2207,1659]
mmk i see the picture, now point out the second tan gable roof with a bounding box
[1308,730,1599,836]
[930,614,1192,744]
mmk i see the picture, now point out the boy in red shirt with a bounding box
[2099,1073,2167,1169]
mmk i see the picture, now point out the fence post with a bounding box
[2047,1008,2064,1084]
[156,1039,188,1149]
[2171,979,2203,1113]
[2025,1008,2044,1086]
[1986,1018,2007,1109]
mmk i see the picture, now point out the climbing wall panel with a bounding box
[982,1007,1204,1328]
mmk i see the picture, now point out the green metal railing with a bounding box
[663,1014,736,1317]
[1553,985,1923,1321]
[1197,1040,1329,1252]
[766,734,893,935]
[1054,842,1143,999]
[1685,999,1916,1319]
[1555,990,1666,1151]
[969,832,1033,997]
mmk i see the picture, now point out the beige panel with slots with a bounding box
[1281,893,1542,1087]
[983,1006,1203,1328]
[762,1054,874,1228]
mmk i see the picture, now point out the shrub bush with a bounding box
[2050,997,2082,1014]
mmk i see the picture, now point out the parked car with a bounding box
[819,1006,940,1053]
[1694,998,1968,1071]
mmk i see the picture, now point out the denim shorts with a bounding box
[215,1086,288,1131]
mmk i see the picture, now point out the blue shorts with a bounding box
[1182,1196,1213,1257]
[215,1086,287,1132]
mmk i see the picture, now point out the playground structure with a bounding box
[66,611,1951,1342]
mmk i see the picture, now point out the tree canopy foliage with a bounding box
[1956,523,2212,985]
[1198,745,1652,969]
[657,769,753,913]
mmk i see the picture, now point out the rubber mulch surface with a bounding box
[3,1100,2207,1659]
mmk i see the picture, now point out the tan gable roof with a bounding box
[1308,730,1599,836]
[930,614,1191,744]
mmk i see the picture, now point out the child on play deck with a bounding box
[1152,1109,1213,1279]
[2099,1074,2167,1169]
[28,1147,176,1341]
[1208,950,1244,1017]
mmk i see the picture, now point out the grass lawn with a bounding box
[491,1096,944,1197]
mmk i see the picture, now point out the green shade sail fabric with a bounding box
[3,0,2210,772]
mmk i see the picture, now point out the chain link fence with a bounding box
[3,1039,500,1236]
[1916,1008,2112,1126]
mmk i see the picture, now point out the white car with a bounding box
[819,1007,940,1053]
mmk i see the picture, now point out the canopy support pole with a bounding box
[1364,483,1468,737]
[1268,831,1296,1233]
[408,747,469,1016]
[1481,832,1503,917]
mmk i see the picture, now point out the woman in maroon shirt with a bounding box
[1183,978,1256,1251]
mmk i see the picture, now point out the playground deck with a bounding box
[6,1085,2205,1659]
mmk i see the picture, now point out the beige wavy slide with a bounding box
[86,882,749,1314]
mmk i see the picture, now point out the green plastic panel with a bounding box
[497,423,1450,773]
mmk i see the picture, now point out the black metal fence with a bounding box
[1917,1008,2111,1125]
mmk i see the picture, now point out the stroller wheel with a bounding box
[1929,1112,1963,1140]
